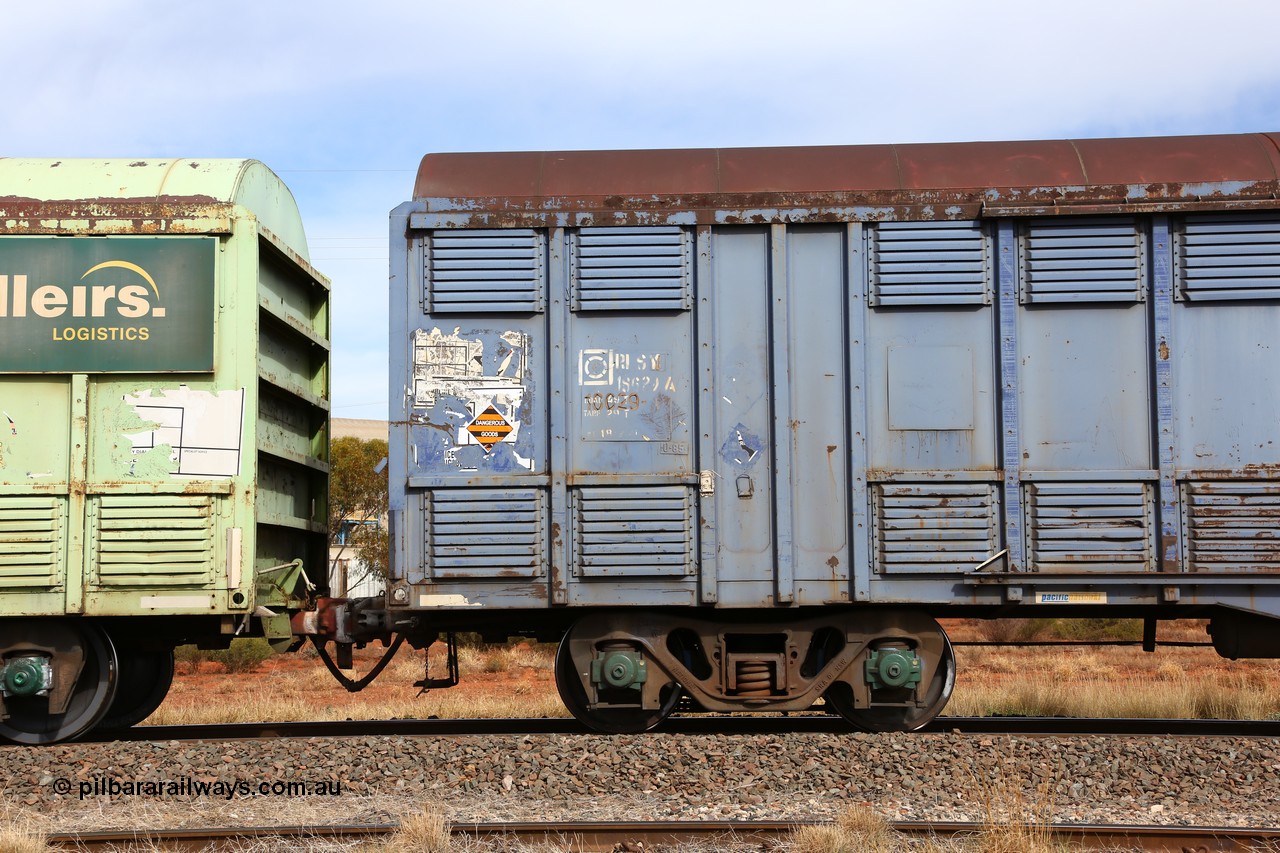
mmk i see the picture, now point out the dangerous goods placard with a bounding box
[466,405,513,452]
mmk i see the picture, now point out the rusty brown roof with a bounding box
[415,132,1280,201]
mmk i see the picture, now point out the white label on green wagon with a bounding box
[139,595,214,609]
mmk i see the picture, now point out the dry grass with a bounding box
[0,803,51,853]
[147,687,567,726]
[789,805,898,853]
[457,643,551,676]
[147,641,568,725]
[0,826,49,853]
[361,807,452,853]
[786,777,1076,853]
[965,760,1063,853]
[146,623,1280,726]
[948,619,1280,720]
[948,648,1280,720]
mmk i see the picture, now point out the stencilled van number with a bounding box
[583,392,641,415]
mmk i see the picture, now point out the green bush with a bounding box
[980,617,1144,644]
[173,644,212,674]
[217,638,275,673]
[981,619,1052,643]
[173,638,274,674]
[1045,618,1144,642]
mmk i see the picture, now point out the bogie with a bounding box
[551,610,955,733]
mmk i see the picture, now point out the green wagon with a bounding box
[0,159,329,743]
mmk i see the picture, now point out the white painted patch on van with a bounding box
[140,595,213,609]
[123,386,245,478]
[417,593,481,608]
[411,328,532,469]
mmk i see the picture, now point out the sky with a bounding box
[5,0,1280,420]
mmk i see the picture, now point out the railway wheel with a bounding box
[95,645,175,731]
[825,631,955,733]
[0,620,118,745]
[554,629,682,734]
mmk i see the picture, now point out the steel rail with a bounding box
[44,819,1280,852]
[83,715,1280,743]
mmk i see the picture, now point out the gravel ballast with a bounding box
[2,732,1278,831]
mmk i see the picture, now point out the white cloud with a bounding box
[4,0,1279,419]
[9,2,1280,155]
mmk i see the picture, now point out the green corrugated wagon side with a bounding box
[0,159,329,743]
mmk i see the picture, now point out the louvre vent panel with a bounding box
[574,486,694,577]
[0,496,63,588]
[426,488,543,578]
[572,227,691,311]
[92,495,215,585]
[1023,218,1143,303]
[873,483,1000,573]
[869,221,988,306]
[1027,482,1151,570]
[425,229,544,313]
[1185,481,1280,572]
[1179,215,1280,301]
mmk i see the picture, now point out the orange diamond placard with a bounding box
[466,405,513,452]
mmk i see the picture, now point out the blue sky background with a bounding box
[5,1,1279,419]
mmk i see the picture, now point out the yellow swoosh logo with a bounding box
[81,260,160,298]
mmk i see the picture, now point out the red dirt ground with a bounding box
[152,620,1275,723]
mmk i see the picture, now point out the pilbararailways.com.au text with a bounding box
[51,776,343,800]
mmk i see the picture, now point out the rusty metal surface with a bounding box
[44,819,1280,852]
[0,159,313,256]
[414,132,1280,224]
[79,715,1280,743]
[0,199,235,236]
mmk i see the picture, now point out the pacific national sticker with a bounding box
[1033,591,1108,604]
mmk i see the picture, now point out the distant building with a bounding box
[332,418,389,443]
[329,419,390,599]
